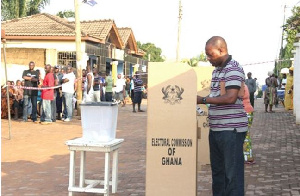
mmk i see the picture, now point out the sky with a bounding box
[42,0,299,85]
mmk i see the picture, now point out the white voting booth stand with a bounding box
[146,62,198,196]
[66,102,123,196]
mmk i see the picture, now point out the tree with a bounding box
[56,10,75,18]
[137,41,164,62]
[276,6,300,73]
[27,0,50,16]
[198,51,207,62]
[181,58,198,67]
[1,0,26,20]
[181,52,207,67]
[1,0,50,21]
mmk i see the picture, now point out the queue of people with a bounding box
[82,64,146,113]
[1,62,147,122]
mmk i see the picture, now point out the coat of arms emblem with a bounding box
[162,85,184,105]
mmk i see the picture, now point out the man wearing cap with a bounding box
[284,66,294,110]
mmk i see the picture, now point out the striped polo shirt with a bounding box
[208,56,248,132]
[133,78,143,92]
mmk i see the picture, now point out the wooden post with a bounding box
[176,0,182,62]
[75,0,82,116]
[1,31,12,140]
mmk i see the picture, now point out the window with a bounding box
[57,52,76,68]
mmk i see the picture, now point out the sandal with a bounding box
[245,160,256,165]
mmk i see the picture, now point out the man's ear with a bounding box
[219,48,224,55]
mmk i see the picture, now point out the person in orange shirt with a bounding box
[243,85,255,164]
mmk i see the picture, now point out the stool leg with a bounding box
[79,151,86,187]
[68,150,76,196]
[104,152,110,196]
[112,149,119,193]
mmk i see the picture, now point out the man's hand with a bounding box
[31,77,38,82]
[197,96,204,104]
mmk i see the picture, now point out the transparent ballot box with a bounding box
[80,102,118,142]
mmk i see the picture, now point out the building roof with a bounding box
[1,13,124,49]
[70,19,124,48]
[1,13,80,37]
[118,27,138,54]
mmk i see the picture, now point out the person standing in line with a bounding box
[125,77,131,99]
[82,69,86,97]
[92,67,101,102]
[50,66,58,122]
[105,73,113,102]
[36,69,43,117]
[83,65,94,103]
[197,36,248,196]
[132,71,144,113]
[245,72,256,108]
[22,61,39,123]
[100,72,106,102]
[264,71,278,113]
[284,66,294,110]
[54,65,64,120]
[130,76,135,103]
[40,64,55,125]
[62,66,76,122]
[1,81,14,119]
[114,73,126,107]
[12,80,24,120]
[242,85,255,164]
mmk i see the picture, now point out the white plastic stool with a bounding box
[66,138,124,196]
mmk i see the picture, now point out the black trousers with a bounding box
[249,92,255,108]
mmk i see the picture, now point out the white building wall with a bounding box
[1,39,87,85]
[4,40,85,52]
[293,34,300,124]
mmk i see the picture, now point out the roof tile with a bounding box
[2,13,78,36]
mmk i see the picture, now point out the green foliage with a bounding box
[198,51,207,62]
[137,41,164,62]
[27,0,50,16]
[56,10,75,18]
[1,0,26,20]
[276,6,300,73]
[181,58,198,67]
[181,52,207,67]
[1,0,50,21]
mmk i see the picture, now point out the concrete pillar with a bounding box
[45,49,57,66]
[133,63,139,74]
[111,61,118,85]
[292,50,296,117]
[293,33,300,124]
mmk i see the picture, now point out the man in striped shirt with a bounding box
[132,71,144,113]
[197,36,248,196]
